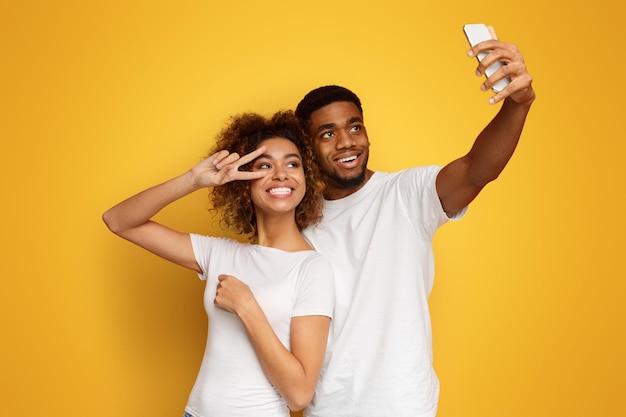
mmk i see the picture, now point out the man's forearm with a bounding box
[467,94,535,187]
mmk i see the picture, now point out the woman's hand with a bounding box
[190,145,267,189]
[214,274,257,316]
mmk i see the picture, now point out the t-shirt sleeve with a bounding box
[398,166,467,237]
[189,233,235,281]
[292,254,335,319]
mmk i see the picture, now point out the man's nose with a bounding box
[336,130,356,148]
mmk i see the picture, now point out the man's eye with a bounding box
[350,125,361,132]
[321,131,334,139]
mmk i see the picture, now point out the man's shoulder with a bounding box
[371,165,442,186]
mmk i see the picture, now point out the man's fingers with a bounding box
[487,25,498,40]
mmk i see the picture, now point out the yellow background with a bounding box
[2,1,624,416]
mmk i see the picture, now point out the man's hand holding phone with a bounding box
[463,24,534,105]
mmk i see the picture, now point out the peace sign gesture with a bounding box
[190,145,268,189]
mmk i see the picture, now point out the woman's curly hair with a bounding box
[208,110,324,242]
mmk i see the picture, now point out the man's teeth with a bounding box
[269,187,291,195]
[337,156,357,163]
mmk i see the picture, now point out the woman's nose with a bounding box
[273,167,287,181]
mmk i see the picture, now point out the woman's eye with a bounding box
[286,161,300,168]
[255,162,271,169]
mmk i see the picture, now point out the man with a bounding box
[295,29,535,417]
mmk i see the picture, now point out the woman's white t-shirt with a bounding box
[185,235,334,417]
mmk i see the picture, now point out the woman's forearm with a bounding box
[237,301,328,411]
[102,171,197,234]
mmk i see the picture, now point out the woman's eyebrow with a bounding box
[257,153,302,160]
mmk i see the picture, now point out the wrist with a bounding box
[508,87,536,108]
[169,170,202,198]
[236,295,263,324]
[182,170,203,192]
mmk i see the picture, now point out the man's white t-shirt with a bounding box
[185,235,335,417]
[303,167,465,417]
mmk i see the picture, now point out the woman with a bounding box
[102,111,334,417]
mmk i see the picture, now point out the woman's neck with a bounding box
[255,214,312,252]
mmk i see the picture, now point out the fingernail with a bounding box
[480,84,487,91]
[476,70,482,77]
[488,98,496,105]
[467,50,474,57]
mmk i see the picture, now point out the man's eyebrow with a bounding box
[314,117,363,134]
[315,123,336,134]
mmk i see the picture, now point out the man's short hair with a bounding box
[295,85,363,131]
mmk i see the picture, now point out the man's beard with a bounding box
[325,157,368,189]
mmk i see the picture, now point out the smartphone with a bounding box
[463,23,510,92]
